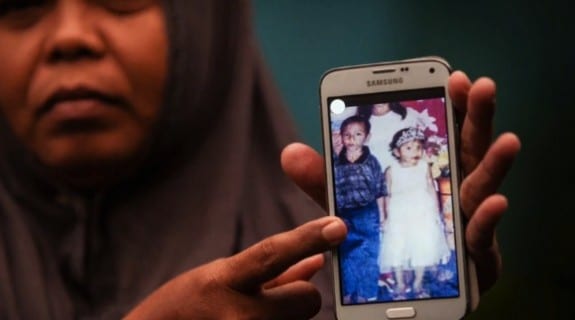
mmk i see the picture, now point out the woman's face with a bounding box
[0,0,167,182]
[372,103,390,116]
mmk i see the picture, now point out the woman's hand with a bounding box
[125,217,347,320]
[448,71,521,292]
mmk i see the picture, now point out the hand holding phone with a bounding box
[320,57,478,320]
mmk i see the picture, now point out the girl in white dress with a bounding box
[378,127,450,299]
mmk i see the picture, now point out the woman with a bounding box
[0,0,520,319]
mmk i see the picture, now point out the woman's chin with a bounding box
[34,142,145,188]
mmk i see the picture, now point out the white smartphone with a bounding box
[320,57,478,320]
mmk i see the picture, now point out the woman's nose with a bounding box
[43,2,105,63]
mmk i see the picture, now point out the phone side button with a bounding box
[385,307,416,319]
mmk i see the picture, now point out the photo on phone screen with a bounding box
[327,88,460,305]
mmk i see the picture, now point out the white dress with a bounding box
[379,160,450,270]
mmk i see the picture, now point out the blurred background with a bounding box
[254,0,572,318]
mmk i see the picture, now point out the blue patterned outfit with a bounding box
[335,146,385,302]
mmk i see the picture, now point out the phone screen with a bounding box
[327,87,460,305]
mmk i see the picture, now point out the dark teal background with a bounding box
[254,1,573,318]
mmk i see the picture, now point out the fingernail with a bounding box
[322,219,346,244]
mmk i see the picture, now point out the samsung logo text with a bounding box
[366,77,403,87]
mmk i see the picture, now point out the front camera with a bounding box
[429,67,435,74]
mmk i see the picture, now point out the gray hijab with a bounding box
[0,1,332,319]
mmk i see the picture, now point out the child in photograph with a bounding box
[334,115,386,304]
[378,127,450,300]
[330,106,358,156]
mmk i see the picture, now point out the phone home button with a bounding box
[385,307,416,319]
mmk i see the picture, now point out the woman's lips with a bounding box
[38,88,126,121]
[36,88,129,135]
[46,98,115,120]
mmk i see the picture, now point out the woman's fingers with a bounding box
[221,216,346,293]
[449,71,498,175]
[460,132,521,217]
[281,142,327,209]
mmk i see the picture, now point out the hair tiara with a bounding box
[395,127,425,147]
